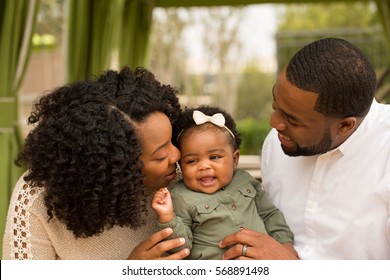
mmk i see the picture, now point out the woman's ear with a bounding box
[233,149,240,169]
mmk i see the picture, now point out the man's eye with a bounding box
[287,119,299,127]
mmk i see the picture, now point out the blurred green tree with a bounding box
[277,2,379,30]
[275,1,390,102]
[34,0,64,47]
[236,63,274,121]
[235,63,275,155]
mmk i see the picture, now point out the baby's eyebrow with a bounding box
[207,148,226,154]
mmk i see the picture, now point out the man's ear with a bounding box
[337,117,359,137]
[233,149,240,169]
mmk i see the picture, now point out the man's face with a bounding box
[270,67,341,157]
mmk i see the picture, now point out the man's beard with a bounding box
[282,128,333,157]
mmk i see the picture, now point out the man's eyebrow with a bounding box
[272,85,303,124]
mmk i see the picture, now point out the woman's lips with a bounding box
[165,170,176,181]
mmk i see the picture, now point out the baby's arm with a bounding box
[151,187,175,223]
[153,187,194,254]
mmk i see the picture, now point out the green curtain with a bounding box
[66,0,124,83]
[0,0,40,258]
[118,0,155,69]
[376,0,390,60]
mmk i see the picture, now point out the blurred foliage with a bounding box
[32,33,56,50]
[276,27,389,88]
[275,1,385,71]
[155,7,278,156]
[234,63,275,155]
[33,0,64,49]
[149,8,190,89]
[237,117,271,155]
[275,1,390,103]
[277,2,380,30]
[236,63,275,120]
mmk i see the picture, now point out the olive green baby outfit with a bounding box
[156,169,294,260]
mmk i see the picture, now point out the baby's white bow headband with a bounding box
[192,110,235,139]
[176,110,236,142]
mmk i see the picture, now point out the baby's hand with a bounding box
[151,188,174,223]
[153,187,170,205]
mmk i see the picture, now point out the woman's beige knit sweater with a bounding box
[2,175,157,260]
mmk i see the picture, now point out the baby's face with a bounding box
[179,127,239,194]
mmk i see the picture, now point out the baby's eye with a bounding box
[210,155,221,160]
[185,159,197,164]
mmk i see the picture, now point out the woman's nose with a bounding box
[170,144,181,164]
[269,111,287,131]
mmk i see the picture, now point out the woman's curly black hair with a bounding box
[172,105,242,151]
[15,67,181,238]
[286,37,377,118]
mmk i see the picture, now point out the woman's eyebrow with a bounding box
[151,141,168,156]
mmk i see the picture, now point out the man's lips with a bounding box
[277,132,293,146]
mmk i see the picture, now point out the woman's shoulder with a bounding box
[2,173,48,259]
[10,173,47,215]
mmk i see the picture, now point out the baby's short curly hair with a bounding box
[173,105,242,151]
[16,67,181,237]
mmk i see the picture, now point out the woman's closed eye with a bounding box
[155,155,168,161]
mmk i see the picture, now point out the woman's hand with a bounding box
[127,228,190,260]
[219,228,298,260]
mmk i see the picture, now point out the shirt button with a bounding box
[231,204,237,210]
[246,188,251,193]
[307,201,316,209]
[204,205,209,209]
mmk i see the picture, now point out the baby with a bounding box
[152,105,294,260]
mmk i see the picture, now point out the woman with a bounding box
[2,67,189,260]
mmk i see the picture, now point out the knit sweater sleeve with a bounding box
[2,177,57,260]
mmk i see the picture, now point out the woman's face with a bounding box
[136,112,181,191]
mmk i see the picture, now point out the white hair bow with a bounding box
[192,110,235,139]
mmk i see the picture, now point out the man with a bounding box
[220,38,390,260]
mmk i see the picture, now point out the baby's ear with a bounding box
[233,149,240,169]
